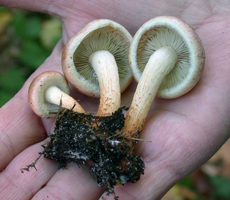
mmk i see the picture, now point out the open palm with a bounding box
[0,0,230,199]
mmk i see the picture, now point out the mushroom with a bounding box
[28,71,85,117]
[62,19,133,116]
[123,16,205,137]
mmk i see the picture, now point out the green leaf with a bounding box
[0,66,26,91]
[0,91,12,107]
[177,176,195,190]
[19,40,50,69]
[0,66,26,106]
[0,6,7,13]
[12,12,41,39]
[209,175,230,198]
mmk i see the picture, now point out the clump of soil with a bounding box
[22,107,145,197]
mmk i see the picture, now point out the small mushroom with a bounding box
[62,19,133,116]
[28,71,85,117]
[123,16,205,136]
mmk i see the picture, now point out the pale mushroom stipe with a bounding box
[62,19,133,116]
[28,71,85,117]
[124,16,205,138]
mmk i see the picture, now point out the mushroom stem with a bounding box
[45,86,85,113]
[123,46,177,136]
[89,50,121,116]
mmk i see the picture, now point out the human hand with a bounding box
[0,0,230,199]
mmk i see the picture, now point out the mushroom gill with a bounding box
[73,27,130,89]
[137,27,190,90]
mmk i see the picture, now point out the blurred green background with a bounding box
[0,7,62,106]
[0,7,229,200]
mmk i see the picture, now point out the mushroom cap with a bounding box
[62,19,133,98]
[28,71,70,117]
[129,16,205,99]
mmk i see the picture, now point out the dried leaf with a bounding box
[0,11,12,34]
[40,18,62,50]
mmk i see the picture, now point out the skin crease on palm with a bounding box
[0,0,230,199]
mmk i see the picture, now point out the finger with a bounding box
[0,96,46,170]
[32,163,103,200]
[0,140,58,200]
[0,40,63,170]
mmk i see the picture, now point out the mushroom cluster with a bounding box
[27,19,144,196]
[26,17,205,198]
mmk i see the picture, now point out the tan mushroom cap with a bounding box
[129,16,205,99]
[62,19,133,98]
[28,71,84,118]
